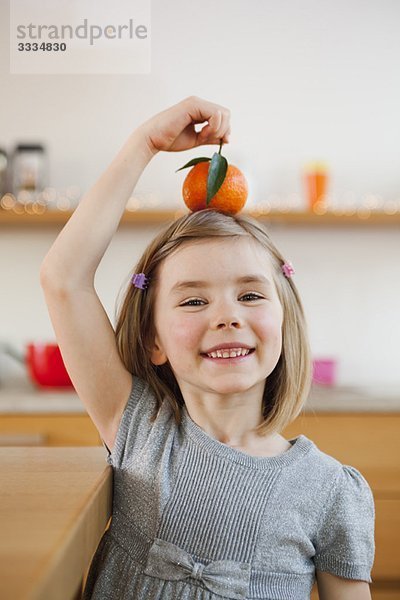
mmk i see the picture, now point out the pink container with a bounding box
[312,359,336,386]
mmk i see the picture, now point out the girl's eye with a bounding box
[180,299,205,306]
[241,293,263,302]
[180,293,263,306]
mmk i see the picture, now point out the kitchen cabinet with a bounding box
[0,414,101,446]
[0,387,101,446]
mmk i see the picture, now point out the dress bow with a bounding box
[144,538,250,599]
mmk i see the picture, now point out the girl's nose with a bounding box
[216,319,241,329]
[210,298,243,329]
[213,313,242,329]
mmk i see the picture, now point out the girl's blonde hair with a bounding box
[115,209,312,436]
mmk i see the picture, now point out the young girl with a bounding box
[40,97,375,600]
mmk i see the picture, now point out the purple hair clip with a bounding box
[282,261,295,278]
[131,273,150,290]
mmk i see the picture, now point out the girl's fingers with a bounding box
[197,110,230,145]
[206,127,230,145]
[203,137,229,146]
[197,111,221,140]
[210,110,223,136]
[218,115,231,142]
[197,130,230,146]
[209,109,230,140]
[143,97,231,152]
[185,96,228,126]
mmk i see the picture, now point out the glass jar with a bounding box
[0,148,8,198]
[12,143,47,204]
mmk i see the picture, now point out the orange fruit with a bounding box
[182,161,248,215]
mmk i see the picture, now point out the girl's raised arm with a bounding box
[39,96,231,452]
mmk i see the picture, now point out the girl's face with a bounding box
[151,237,284,402]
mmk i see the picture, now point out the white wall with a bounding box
[0,0,399,387]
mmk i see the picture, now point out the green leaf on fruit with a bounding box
[206,153,228,205]
[175,157,211,172]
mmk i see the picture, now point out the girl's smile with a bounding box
[200,347,256,364]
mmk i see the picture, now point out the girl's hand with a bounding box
[138,96,231,155]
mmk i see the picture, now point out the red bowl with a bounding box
[26,343,74,388]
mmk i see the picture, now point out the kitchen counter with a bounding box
[0,446,112,600]
[0,382,399,413]
[0,386,84,414]
[306,384,400,412]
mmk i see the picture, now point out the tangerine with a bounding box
[182,161,248,215]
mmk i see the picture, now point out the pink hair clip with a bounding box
[131,273,150,289]
[282,261,295,278]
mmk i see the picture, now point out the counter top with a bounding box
[305,384,400,412]
[0,382,399,414]
[0,446,112,600]
[0,386,84,414]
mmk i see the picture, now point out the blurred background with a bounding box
[1,2,400,598]
[1,0,399,388]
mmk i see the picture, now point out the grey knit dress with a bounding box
[82,375,375,600]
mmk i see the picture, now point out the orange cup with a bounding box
[304,162,328,211]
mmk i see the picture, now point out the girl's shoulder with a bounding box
[303,436,371,496]
[289,435,374,521]
[298,437,375,532]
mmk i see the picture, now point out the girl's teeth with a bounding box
[207,348,250,358]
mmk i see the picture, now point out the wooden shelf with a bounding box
[1,207,399,227]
